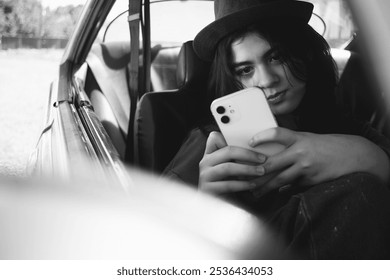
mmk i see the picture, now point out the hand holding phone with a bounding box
[210,87,284,156]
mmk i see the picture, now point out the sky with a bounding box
[41,0,86,9]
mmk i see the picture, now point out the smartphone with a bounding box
[210,87,284,156]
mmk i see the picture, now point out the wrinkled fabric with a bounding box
[255,173,390,259]
[162,122,390,259]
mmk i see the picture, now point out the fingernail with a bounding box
[256,166,265,175]
[279,184,292,194]
[257,154,266,163]
[249,139,254,147]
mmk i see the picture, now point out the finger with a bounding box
[204,131,227,155]
[261,147,296,175]
[202,145,267,168]
[249,172,277,188]
[254,165,303,197]
[249,172,278,198]
[249,127,297,147]
[202,162,266,182]
[200,180,256,194]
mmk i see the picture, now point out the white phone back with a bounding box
[210,87,283,156]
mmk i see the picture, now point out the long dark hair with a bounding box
[207,19,348,133]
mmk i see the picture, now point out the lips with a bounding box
[267,90,286,104]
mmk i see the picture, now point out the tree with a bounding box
[0,0,17,35]
[0,0,82,38]
[42,5,83,38]
[0,0,42,36]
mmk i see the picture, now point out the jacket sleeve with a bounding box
[162,128,208,187]
[359,122,390,159]
[335,115,390,158]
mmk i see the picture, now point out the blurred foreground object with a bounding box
[0,169,286,259]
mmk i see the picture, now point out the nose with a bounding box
[254,65,279,89]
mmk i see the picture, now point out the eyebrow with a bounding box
[232,47,278,68]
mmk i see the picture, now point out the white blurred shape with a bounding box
[0,169,286,259]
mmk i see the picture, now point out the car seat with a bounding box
[335,51,390,136]
[85,42,131,158]
[85,41,183,159]
[134,41,211,173]
[134,40,390,175]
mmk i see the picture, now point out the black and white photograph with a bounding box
[0,0,390,278]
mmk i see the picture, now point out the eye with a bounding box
[269,51,283,64]
[235,66,253,77]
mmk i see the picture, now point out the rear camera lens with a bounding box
[221,116,230,124]
[216,106,225,114]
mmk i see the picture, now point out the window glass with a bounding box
[95,0,130,43]
[307,0,355,48]
[150,1,214,47]
[96,0,354,48]
[95,0,214,46]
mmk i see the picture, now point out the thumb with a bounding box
[204,131,227,155]
[250,127,297,147]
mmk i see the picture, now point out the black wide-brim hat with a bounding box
[194,0,314,61]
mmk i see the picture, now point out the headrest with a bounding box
[90,41,131,69]
[176,41,211,90]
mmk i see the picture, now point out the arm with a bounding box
[249,127,390,196]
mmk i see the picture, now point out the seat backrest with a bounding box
[134,41,211,173]
[334,49,389,136]
[150,45,181,91]
[85,41,182,159]
[85,42,131,157]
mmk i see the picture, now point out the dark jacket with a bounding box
[162,120,390,259]
[163,119,390,187]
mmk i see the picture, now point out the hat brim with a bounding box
[194,1,314,61]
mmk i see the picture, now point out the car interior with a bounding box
[76,0,390,182]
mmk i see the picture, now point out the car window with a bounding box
[150,1,214,47]
[307,0,355,48]
[95,0,130,43]
[96,0,214,47]
[97,0,354,48]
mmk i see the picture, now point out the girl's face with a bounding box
[231,32,306,115]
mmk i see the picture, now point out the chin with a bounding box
[270,104,295,116]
